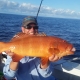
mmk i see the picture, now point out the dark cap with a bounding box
[22,16,37,28]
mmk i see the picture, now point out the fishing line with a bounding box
[36,0,44,19]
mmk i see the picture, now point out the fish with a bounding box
[0,33,76,63]
[10,32,47,41]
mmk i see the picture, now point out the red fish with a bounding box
[0,34,75,63]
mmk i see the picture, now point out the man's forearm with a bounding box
[10,61,19,71]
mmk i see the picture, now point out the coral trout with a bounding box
[0,34,75,62]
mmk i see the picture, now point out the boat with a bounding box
[0,54,5,72]
[52,55,80,80]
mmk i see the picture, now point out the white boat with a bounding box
[52,56,80,80]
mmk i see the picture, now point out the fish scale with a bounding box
[0,35,75,62]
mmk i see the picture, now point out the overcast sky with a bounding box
[0,0,80,19]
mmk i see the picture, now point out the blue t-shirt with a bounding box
[3,56,56,80]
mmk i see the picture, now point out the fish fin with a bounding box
[40,32,47,36]
[36,32,47,36]
[41,57,49,65]
[12,53,24,62]
[10,32,27,41]
[49,48,60,55]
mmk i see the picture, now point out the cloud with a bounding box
[0,0,18,9]
[0,0,19,13]
[0,0,80,19]
[0,0,39,15]
[40,6,80,19]
[18,3,38,14]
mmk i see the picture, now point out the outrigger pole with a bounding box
[36,0,44,19]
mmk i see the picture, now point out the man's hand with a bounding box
[5,50,19,71]
[49,55,59,62]
[5,50,23,62]
[5,50,14,57]
[40,54,60,69]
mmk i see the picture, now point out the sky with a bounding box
[0,0,80,19]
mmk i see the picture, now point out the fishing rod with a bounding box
[36,0,44,19]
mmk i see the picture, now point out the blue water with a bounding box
[0,13,80,57]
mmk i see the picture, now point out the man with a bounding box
[3,16,59,80]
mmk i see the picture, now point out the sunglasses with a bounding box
[26,25,38,29]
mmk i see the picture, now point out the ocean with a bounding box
[0,13,80,58]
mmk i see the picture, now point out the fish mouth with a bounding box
[69,47,76,55]
[66,45,76,55]
[71,47,76,52]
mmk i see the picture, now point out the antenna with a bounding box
[36,0,44,19]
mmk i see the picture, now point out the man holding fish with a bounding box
[3,16,75,80]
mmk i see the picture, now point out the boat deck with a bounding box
[52,58,80,80]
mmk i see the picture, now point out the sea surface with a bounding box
[0,13,80,58]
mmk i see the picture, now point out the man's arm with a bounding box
[36,55,59,78]
[10,61,19,71]
[3,55,18,79]
[35,59,52,78]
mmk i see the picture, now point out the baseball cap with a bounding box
[22,16,37,28]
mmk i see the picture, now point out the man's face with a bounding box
[22,23,38,35]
